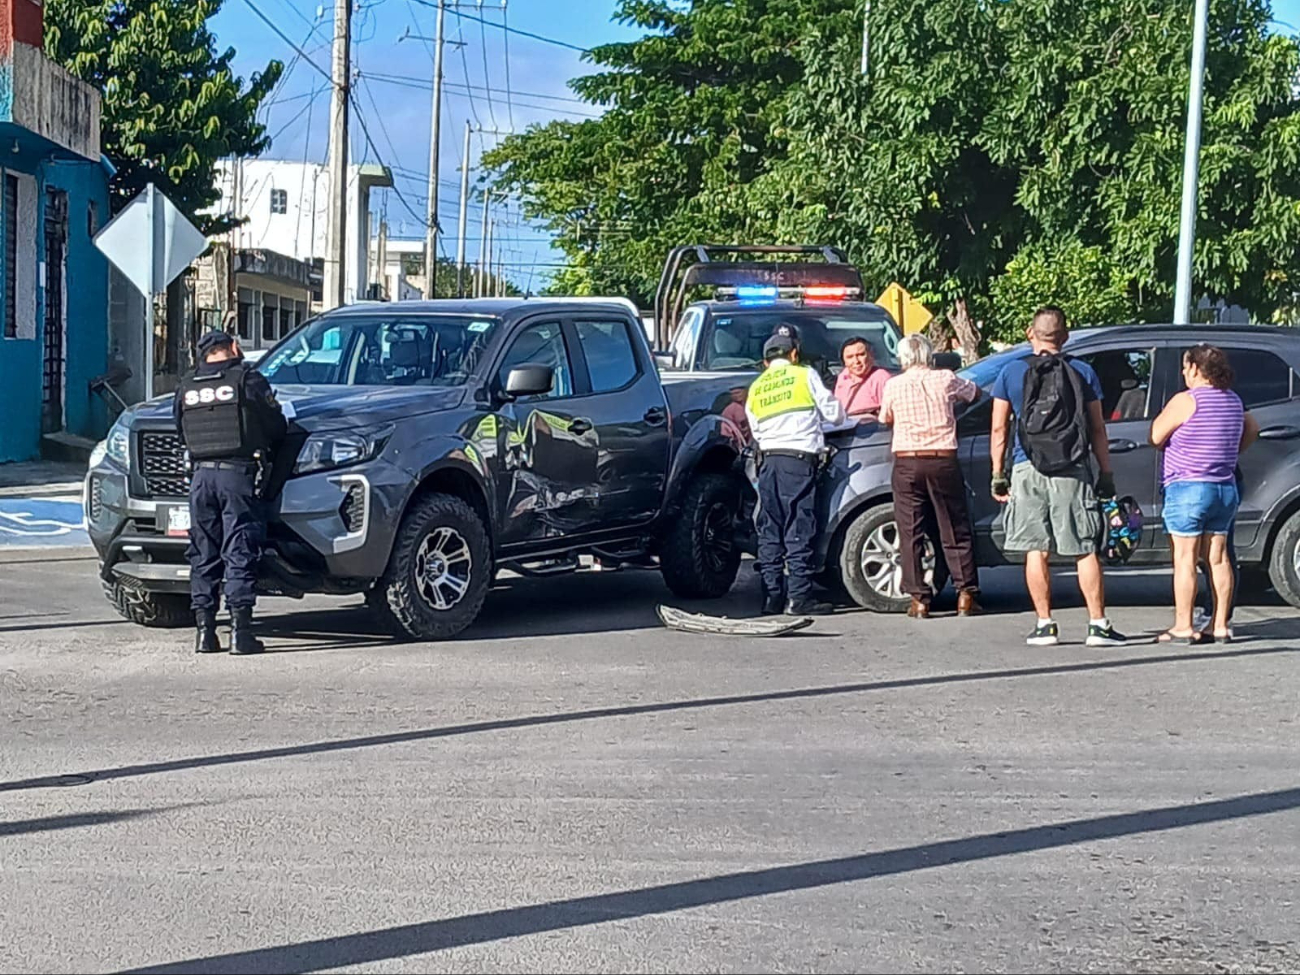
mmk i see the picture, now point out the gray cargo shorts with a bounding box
[1002,460,1102,558]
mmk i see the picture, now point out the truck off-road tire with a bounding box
[1267,509,1300,609]
[101,577,193,628]
[370,493,492,641]
[839,503,949,613]
[660,472,743,599]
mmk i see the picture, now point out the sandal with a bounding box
[1213,630,1233,644]
[1157,630,1211,646]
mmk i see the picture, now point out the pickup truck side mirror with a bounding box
[504,363,554,399]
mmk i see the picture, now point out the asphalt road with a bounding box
[2,551,1299,974]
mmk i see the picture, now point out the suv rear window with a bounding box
[701,308,900,375]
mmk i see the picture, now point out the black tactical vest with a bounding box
[178,362,252,460]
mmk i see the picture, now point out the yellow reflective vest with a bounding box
[747,361,817,421]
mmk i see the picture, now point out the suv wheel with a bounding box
[370,493,492,641]
[101,577,192,628]
[839,503,948,613]
[1268,508,1300,609]
[660,472,743,599]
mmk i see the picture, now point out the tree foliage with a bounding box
[45,0,282,232]
[485,0,1300,341]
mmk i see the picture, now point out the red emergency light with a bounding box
[803,285,851,300]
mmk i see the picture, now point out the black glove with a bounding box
[991,474,1011,500]
[1096,471,1116,499]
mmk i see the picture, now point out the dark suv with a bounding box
[816,325,1300,612]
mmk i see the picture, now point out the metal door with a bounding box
[42,189,68,434]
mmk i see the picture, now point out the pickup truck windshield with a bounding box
[701,307,900,374]
[259,314,499,386]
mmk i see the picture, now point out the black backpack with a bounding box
[1018,353,1091,474]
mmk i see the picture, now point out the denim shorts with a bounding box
[1162,480,1239,537]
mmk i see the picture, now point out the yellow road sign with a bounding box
[877,283,934,335]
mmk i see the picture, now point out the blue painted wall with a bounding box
[0,126,110,462]
[44,157,111,445]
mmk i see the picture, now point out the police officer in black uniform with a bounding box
[174,331,287,655]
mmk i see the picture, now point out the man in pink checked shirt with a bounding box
[833,337,891,418]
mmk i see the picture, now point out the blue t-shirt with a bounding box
[992,354,1102,465]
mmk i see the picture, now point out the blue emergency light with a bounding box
[735,285,778,301]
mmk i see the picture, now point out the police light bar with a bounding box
[804,285,854,300]
[735,285,779,300]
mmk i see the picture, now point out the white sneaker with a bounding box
[1192,608,1211,632]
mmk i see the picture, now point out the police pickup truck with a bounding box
[86,299,754,640]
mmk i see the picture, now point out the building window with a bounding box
[262,293,278,343]
[270,189,288,215]
[237,287,255,341]
[3,174,17,338]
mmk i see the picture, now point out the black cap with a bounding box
[196,330,236,355]
[763,323,799,359]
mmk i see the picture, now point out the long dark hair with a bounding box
[1184,344,1234,390]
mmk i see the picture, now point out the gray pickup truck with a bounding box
[85,299,754,640]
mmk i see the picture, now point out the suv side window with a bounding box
[1077,348,1153,421]
[1220,348,1293,407]
[574,319,639,393]
[496,321,573,400]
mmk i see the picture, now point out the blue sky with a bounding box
[210,0,1300,289]
[211,0,640,288]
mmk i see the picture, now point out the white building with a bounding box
[211,158,393,308]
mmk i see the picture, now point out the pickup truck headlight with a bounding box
[90,417,131,469]
[294,427,391,475]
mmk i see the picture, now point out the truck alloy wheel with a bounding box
[370,493,491,641]
[415,527,474,611]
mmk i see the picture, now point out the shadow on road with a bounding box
[121,784,1300,974]
[0,808,159,838]
[1,644,1293,795]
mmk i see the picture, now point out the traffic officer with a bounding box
[744,325,846,616]
[174,330,287,655]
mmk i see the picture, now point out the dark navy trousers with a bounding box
[756,453,818,603]
[187,465,264,612]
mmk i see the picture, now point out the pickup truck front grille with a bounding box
[138,431,187,499]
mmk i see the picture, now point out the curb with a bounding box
[0,546,97,563]
[0,482,85,499]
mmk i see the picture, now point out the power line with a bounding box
[478,14,500,131]
[363,70,592,106]
[349,92,430,231]
[362,73,600,118]
[454,22,483,128]
[409,0,592,53]
[239,0,333,82]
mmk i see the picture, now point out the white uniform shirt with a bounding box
[744,358,848,453]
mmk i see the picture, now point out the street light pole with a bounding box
[423,0,446,299]
[1174,0,1210,325]
[324,0,351,310]
[455,120,472,297]
[861,0,870,75]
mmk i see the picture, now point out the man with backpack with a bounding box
[990,307,1127,647]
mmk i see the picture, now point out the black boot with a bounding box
[760,581,785,616]
[229,606,265,656]
[787,597,834,617]
[194,610,222,654]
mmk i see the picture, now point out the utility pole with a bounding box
[454,121,472,297]
[377,219,388,300]
[485,218,495,297]
[861,0,870,75]
[477,190,490,297]
[324,0,351,310]
[423,0,447,298]
[1174,0,1209,325]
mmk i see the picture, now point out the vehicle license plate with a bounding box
[165,506,191,537]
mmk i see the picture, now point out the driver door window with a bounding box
[496,321,573,400]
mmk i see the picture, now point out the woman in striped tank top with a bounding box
[1150,345,1259,644]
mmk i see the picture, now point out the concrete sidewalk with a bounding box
[0,460,87,498]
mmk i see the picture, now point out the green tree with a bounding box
[484,0,854,305]
[45,0,282,231]
[487,0,1300,345]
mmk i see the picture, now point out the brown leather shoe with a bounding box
[957,591,984,616]
[906,598,930,619]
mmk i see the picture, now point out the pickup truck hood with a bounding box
[128,384,467,430]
